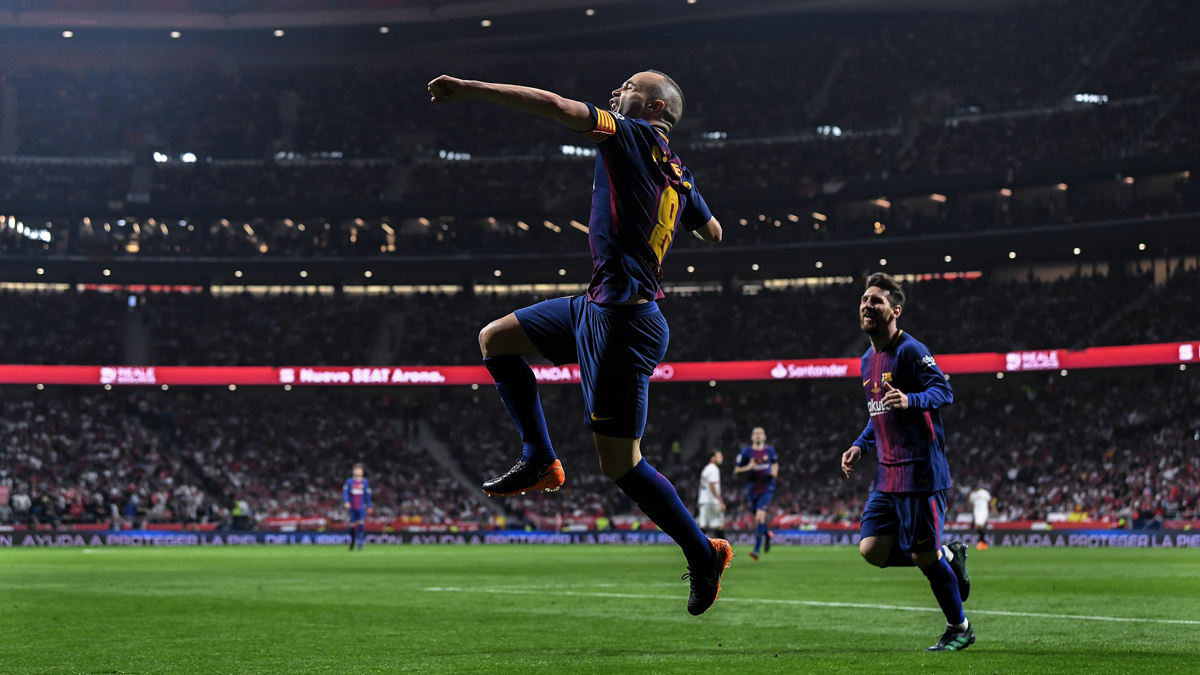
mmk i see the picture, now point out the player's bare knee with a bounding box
[478,323,496,357]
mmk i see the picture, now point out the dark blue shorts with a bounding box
[348,508,366,523]
[515,295,668,439]
[746,488,774,513]
[860,489,947,554]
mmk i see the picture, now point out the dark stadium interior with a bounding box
[1,0,1197,533]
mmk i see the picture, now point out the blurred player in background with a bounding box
[342,464,372,552]
[734,427,777,561]
[697,450,725,539]
[841,273,974,652]
[428,70,731,615]
[969,486,995,549]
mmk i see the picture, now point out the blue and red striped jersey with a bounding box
[736,445,777,496]
[579,103,713,304]
[343,478,372,510]
[853,331,954,493]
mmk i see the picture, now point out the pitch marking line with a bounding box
[423,587,1200,626]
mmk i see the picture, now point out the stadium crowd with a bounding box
[0,0,1196,258]
[0,389,481,529]
[3,370,1196,530]
[4,268,1196,366]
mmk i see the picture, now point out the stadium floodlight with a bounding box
[516,221,529,230]
[181,152,197,163]
[944,255,952,263]
[1056,183,1068,191]
[1060,370,1068,376]
[751,264,759,271]
[1139,243,1146,250]
[815,261,823,268]
[234,270,243,278]
[586,9,595,16]
[36,384,44,390]
[931,194,947,202]
[480,19,492,27]
[102,269,111,276]
[364,271,373,278]
[1008,251,1017,259]
[493,270,502,277]
[1000,188,1013,197]
[300,270,308,278]
[558,268,566,276]
[812,212,827,221]
[1073,247,1081,255]
[153,152,169,163]
[379,26,389,34]
[274,29,285,37]
[787,214,799,222]
[687,266,695,273]
[170,31,181,38]
[36,268,44,275]
[62,30,73,38]
[161,384,169,391]
[879,258,888,266]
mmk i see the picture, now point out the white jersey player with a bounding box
[697,450,725,538]
[968,487,994,550]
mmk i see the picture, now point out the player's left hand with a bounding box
[881,382,909,410]
[428,75,471,103]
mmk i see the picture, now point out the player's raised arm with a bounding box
[428,75,594,132]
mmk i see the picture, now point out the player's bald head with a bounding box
[642,70,685,127]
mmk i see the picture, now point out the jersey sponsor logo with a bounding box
[867,399,890,416]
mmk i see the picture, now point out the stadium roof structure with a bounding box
[0,0,1059,32]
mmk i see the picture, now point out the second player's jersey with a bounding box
[736,445,777,495]
[854,331,954,493]
[698,463,721,505]
[579,103,713,304]
[343,477,372,510]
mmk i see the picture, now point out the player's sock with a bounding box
[715,528,725,540]
[920,557,966,626]
[357,523,364,548]
[484,356,556,463]
[614,458,714,568]
[754,523,767,553]
[347,526,355,550]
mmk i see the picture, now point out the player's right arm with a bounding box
[342,479,351,510]
[732,449,756,474]
[428,75,594,132]
[842,420,874,477]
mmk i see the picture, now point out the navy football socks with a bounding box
[484,355,557,464]
[920,556,966,625]
[356,523,365,548]
[615,459,715,568]
[754,523,767,553]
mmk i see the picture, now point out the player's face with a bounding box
[712,451,723,465]
[610,72,656,119]
[353,467,363,478]
[860,287,899,334]
[751,428,766,445]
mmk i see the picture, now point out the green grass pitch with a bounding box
[2,544,1198,674]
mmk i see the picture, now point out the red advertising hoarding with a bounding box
[0,341,1193,387]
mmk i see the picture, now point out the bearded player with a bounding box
[841,273,974,651]
[428,71,731,615]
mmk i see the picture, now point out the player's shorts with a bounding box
[515,295,668,439]
[697,502,724,529]
[860,489,947,554]
[973,509,989,528]
[348,508,366,523]
[745,488,774,513]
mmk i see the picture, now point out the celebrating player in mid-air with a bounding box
[428,71,731,615]
[841,273,974,651]
[342,464,372,551]
[734,427,777,561]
